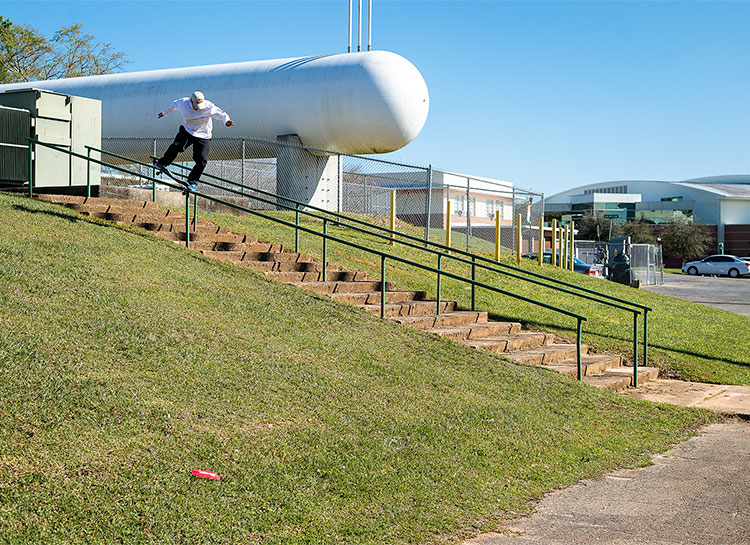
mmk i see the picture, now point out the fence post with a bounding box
[241,138,245,194]
[425,165,433,245]
[551,219,557,266]
[445,199,452,248]
[436,254,442,316]
[152,139,157,202]
[27,140,34,198]
[633,312,639,388]
[465,177,471,252]
[86,147,92,198]
[390,189,396,245]
[569,220,575,271]
[538,216,544,266]
[515,213,521,265]
[495,210,500,261]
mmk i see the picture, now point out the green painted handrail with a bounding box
[32,139,596,380]
[91,143,643,381]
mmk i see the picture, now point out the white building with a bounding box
[546,175,750,254]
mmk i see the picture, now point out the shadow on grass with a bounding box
[13,204,86,223]
[487,310,750,369]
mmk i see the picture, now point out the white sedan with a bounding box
[682,255,750,278]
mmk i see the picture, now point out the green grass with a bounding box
[0,193,717,544]
[201,208,750,386]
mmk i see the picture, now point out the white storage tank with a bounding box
[0,51,429,158]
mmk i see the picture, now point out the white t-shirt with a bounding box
[160,97,231,139]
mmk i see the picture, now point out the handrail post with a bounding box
[86,147,92,198]
[381,255,386,318]
[185,191,191,249]
[577,318,583,380]
[436,254,442,316]
[323,219,328,281]
[471,256,476,311]
[193,193,198,232]
[633,311,639,388]
[643,309,649,369]
[27,139,34,198]
[295,205,300,253]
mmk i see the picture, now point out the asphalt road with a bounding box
[641,272,750,317]
[463,421,750,545]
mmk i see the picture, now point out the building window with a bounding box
[452,194,465,215]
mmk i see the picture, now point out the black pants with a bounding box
[158,125,211,182]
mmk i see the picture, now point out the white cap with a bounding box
[190,91,206,109]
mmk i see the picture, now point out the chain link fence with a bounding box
[101,136,544,256]
[630,243,664,286]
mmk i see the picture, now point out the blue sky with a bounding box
[3,0,750,196]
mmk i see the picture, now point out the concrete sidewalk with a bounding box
[463,420,750,545]
[622,378,750,417]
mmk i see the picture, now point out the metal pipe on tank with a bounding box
[358,0,362,52]
[349,3,354,52]
[367,0,372,51]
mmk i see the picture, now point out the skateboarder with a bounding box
[154,91,234,190]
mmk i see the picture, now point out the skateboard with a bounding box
[153,162,194,195]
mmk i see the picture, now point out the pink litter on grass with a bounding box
[191,469,220,480]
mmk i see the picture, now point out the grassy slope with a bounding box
[202,209,750,386]
[0,194,715,545]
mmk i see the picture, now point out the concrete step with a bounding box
[199,250,307,262]
[429,321,522,341]
[360,300,457,318]
[187,239,261,251]
[510,344,595,366]
[265,270,370,283]
[539,354,622,377]
[291,281,398,294]
[582,366,660,391]
[235,260,341,273]
[39,195,159,210]
[466,332,554,354]
[392,311,489,329]
[155,231,249,243]
[330,290,428,305]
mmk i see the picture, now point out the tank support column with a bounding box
[276,134,339,212]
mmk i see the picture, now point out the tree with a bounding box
[615,220,657,245]
[0,18,128,83]
[574,212,612,241]
[659,220,712,259]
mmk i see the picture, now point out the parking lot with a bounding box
[643,273,750,316]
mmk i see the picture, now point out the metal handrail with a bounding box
[141,150,648,377]
[86,143,646,382]
[25,138,596,380]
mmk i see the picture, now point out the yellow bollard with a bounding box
[538,216,544,266]
[569,220,575,271]
[551,219,557,267]
[564,225,569,269]
[516,213,522,265]
[390,189,396,245]
[558,225,564,268]
[495,210,500,261]
[445,199,452,248]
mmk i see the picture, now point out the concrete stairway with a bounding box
[38,195,659,391]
